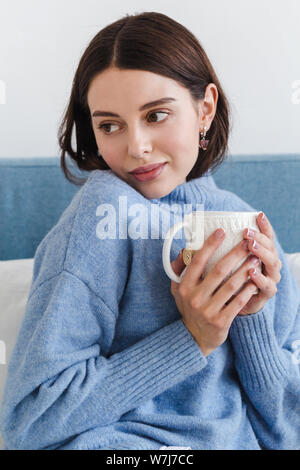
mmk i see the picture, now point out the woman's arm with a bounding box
[226,196,300,449]
[0,270,207,450]
[230,298,300,450]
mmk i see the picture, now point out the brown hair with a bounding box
[58,11,231,186]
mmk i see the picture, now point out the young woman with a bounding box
[1,12,299,450]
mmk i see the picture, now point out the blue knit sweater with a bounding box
[1,169,299,450]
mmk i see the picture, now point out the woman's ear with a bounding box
[199,83,219,130]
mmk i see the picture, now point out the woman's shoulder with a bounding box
[87,169,144,201]
[30,170,135,300]
[219,188,257,212]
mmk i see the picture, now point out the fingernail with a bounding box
[215,228,225,239]
[259,211,265,222]
[246,228,256,238]
[248,239,258,250]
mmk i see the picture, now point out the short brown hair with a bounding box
[58,11,231,186]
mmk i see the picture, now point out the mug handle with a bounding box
[162,219,192,283]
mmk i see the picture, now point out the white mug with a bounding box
[162,211,260,284]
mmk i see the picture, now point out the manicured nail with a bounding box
[246,228,256,238]
[259,212,265,222]
[215,228,225,239]
[249,240,258,250]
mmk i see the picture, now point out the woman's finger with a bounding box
[249,267,278,298]
[243,228,273,252]
[243,213,275,252]
[171,249,186,276]
[180,228,226,287]
[247,239,282,282]
[256,212,274,241]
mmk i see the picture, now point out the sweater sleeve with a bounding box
[0,269,207,450]
[230,301,300,450]
[225,191,300,449]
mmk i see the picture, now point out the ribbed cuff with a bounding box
[104,319,207,412]
[229,307,288,390]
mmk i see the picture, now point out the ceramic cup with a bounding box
[162,211,260,285]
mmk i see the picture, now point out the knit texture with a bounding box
[0,169,299,450]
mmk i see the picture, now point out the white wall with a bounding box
[0,0,299,158]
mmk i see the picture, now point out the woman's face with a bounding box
[87,67,217,199]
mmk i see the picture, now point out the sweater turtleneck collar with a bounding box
[149,173,217,210]
[94,168,217,212]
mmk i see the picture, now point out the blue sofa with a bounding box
[0,154,299,260]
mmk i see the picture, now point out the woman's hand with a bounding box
[170,213,282,356]
[170,229,259,356]
[239,212,282,315]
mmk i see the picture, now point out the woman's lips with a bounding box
[130,163,167,182]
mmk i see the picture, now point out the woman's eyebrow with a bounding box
[91,97,176,118]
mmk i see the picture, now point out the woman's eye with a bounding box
[148,111,169,123]
[97,110,168,135]
[97,122,119,134]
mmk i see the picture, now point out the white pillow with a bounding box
[0,258,34,449]
[1,253,300,449]
[284,253,300,289]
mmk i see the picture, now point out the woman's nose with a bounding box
[127,127,152,158]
